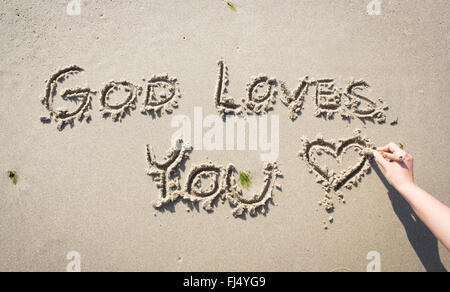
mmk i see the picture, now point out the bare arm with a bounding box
[373,143,450,251]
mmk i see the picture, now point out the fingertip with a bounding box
[388,142,402,153]
[373,151,387,169]
[377,144,391,152]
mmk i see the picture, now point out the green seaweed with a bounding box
[239,171,252,189]
[399,143,404,150]
[6,170,18,186]
[226,2,237,12]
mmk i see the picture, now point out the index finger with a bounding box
[373,150,389,170]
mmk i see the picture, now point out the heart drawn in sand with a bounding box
[299,131,374,192]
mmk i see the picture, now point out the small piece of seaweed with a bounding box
[6,170,17,185]
[239,171,252,189]
[226,2,237,12]
[399,143,404,150]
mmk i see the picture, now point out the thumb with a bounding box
[373,151,389,170]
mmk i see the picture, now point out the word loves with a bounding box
[40,60,389,130]
[214,60,388,122]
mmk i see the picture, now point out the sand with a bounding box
[0,0,449,271]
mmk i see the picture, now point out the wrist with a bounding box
[395,181,416,195]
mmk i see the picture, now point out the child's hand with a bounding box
[373,142,415,190]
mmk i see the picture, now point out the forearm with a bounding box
[397,183,450,251]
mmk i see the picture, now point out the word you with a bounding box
[146,139,282,217]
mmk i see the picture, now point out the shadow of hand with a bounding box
[370,159,447,272]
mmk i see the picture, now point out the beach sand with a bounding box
[0,0,449,271]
